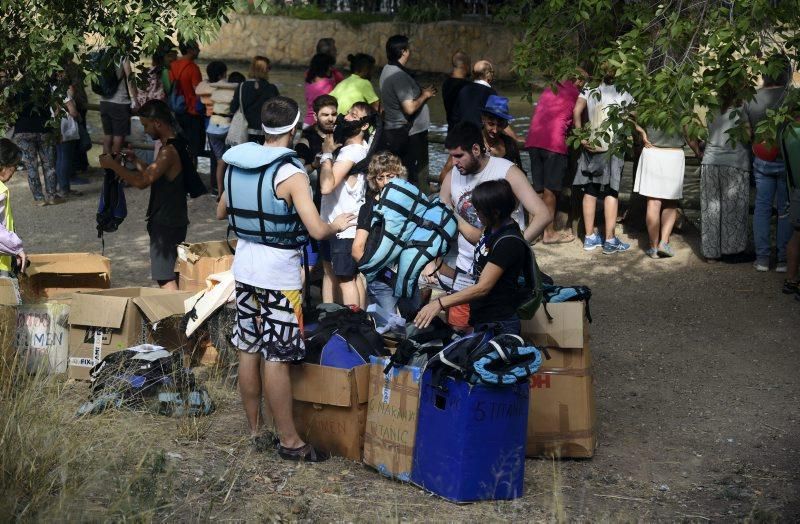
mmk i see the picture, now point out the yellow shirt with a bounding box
[330,75,379,115]
[0,180,14,272]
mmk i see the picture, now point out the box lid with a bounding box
[26,253,111,278]
[132,290,193,323]
[69,291,131,329]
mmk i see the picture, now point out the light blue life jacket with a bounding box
[222,143,308,248]
[358,179,457,298]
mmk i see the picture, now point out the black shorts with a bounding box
[329,237,358,278]
[580,182,619,199]
[529,147,568,192]
[99,101,131,137]
[147,222,187,281]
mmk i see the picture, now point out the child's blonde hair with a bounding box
[366,152,406,192]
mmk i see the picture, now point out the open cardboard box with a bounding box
[0,278,18,373]
[291,362,371,461]
[20,253,111,301]
[67,287,193,380]
[522,301,596,458]
[175,241,234,293]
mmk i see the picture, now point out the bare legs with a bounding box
[645,198,678,248]
[263,362,303,449]
[102,135,125,156]
[339,275,366,308]
[582,193,620,240]
[238,352,264,437]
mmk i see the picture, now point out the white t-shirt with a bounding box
[579,83,634,152]
[232,163,308,290]
[449,156,524,288]
[320,142,368,239]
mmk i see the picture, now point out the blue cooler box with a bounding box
[411,371,529,502]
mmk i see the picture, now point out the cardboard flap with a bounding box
[354,363,371,404]
[0,278,18,306]
[523,302,587,349]
[133,292,193,323]
[291,364,356,407]
[26,253,111,277]
[69,293,129,328]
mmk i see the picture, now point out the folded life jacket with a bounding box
[96,168,127,253]
[222,143,308,249]
[304,304,389,366]
[358,179,457,298]
[542,284,593,322]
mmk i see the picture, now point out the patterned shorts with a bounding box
[231,283,305,362]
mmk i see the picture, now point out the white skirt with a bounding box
[634,147,685,200]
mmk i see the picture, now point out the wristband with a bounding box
[319,152,333,163]
[437,297,445,309]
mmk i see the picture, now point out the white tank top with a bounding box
[449,156,524,280]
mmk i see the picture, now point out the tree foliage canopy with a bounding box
[507,0,800,148]
[0,0,254,128]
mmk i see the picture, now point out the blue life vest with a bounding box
[222,143,308,248]
[358,179,457,298]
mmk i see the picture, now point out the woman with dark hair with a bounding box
[303,53,337,128]
[415,178,529,335]
[330,53,379,115]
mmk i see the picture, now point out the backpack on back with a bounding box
[167,135,207,198]
[491,233,552,320]
[96,168,127,249]
[89,49,122,98]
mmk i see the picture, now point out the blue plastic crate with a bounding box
[411,371,529,502]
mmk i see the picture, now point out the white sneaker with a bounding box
[776,263,787,273]
[753,262,769,272]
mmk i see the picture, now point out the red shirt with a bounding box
[524,81,580,155]
[170,58,202,116]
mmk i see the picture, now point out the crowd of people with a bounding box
[1,34,798,461]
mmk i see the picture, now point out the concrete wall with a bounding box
[201,14,522,78]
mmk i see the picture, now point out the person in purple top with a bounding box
[524,69,587,244]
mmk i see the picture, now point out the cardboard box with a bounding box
[363,357,421,481]
[20,253,111,301]
[0,278,18,373]
[291,363,370,461]
[522,301,596,458]
[175,241,234,293]
[528,369,596,458]
[67,288,193,380]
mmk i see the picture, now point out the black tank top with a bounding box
[146,137,189,227]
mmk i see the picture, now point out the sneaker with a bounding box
[583,233,603,251]
[782,280,799,295]
[776,262,787,273]
[602,237,631,255]
[753,261,769,272]
[645,247,659,259]
[657,242,675,258]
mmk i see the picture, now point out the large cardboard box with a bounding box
[20,253,111,301]
[522,301,596,458]
[16,302,70,374]
[67,288,193,380]
[0,279,18,373]
[291,363,370,461]
[363,357,421,481]
[175,241,234,293]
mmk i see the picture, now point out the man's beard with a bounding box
[457,154,481,175]
[318,121,335,133]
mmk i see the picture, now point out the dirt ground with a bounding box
[9,166,800,521]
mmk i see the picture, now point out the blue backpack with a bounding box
[96,168,127,250]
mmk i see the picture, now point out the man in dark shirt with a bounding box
[294,94,337,211]
[442,51,471,129]
[451,60,497,128]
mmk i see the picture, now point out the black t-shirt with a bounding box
[230,79,280,130]
[452,82,497,128]
[442,77,470,128]
[294,126,325,166]
[357,197,376,230]
[469,223,527,325]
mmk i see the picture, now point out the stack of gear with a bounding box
[382,316,457,372]
[304,304,390,369]
[358,178,457,298]
[76,345,214,417]
[423,332,543,388]
[543,284,593,322]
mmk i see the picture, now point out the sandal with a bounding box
[782,280,799,295]
[278,443,329,462]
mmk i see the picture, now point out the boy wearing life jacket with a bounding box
[438,122,551,331]
[217,96,354,461]
[0,139,27,283]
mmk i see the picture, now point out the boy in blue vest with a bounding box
[217,96,354,461]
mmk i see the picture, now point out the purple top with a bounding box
[524,81,580,155]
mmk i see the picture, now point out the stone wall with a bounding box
[201,14,522,78]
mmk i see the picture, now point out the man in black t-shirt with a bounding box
[451,60,497,128]
[441,51,471,129]
[294,94,337,210]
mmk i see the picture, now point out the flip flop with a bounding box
[278,443,329,462]
[542,232,576,245]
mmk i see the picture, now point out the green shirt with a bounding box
[330,74,379,115]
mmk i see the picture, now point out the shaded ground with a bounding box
[8,165,800,521]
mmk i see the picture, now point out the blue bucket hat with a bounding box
[481,95,514,122]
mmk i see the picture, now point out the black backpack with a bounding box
[167,135,207,198]
[96,168,127,251]
[304,305,388,365]
[89,49,123,98]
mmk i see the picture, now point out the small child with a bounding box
[0,138,26,278]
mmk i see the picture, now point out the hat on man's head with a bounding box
[481,95,514,122]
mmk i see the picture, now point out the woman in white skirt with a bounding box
[634,126,700,258]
